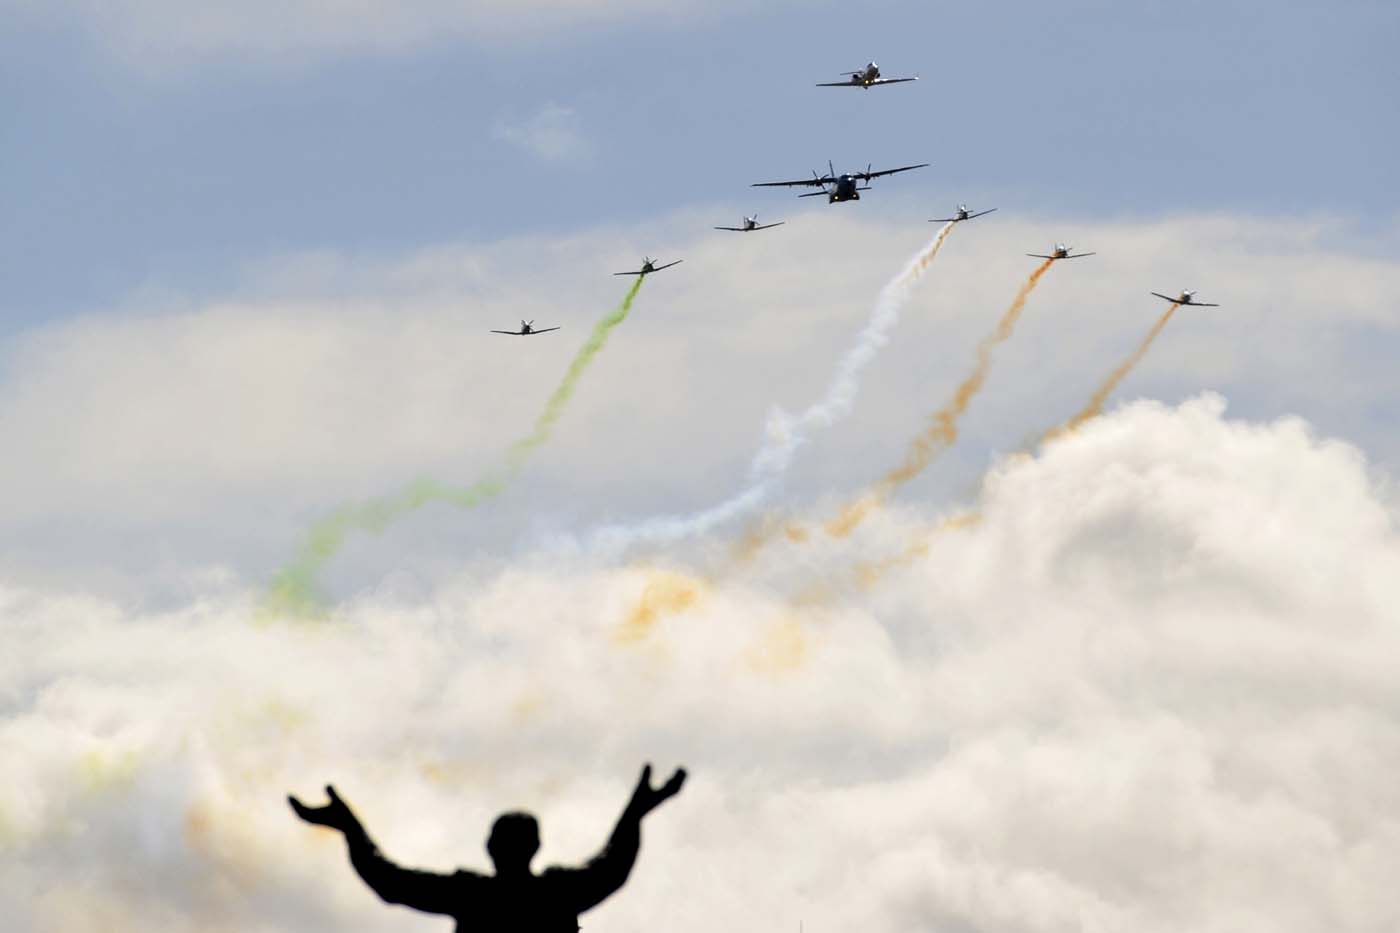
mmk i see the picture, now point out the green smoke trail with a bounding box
[263,276,646,618]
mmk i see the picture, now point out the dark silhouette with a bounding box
[289,764,686,931]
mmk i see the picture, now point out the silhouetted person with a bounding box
[289,764,686,931]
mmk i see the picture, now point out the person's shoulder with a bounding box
[539,864,585,883]
[450,868,491,888]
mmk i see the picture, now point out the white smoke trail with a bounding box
[587,222,957,557]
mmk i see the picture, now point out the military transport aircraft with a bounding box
[714,214,785,232]
[817,63,918,89]
[1027,243,1096,260]
[491,320,560,336]
[753,161,928,203]
[929,204,997,223]
[613,257,683,276]
[1152,290,1219,307]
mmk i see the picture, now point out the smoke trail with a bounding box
[614,569,709,644]
[853,301,1179,595]
[853,510,982,589]
[824,259,1054,537]
[265,277,646,617]
[1041,301,1179,444]
[591,223,958,556]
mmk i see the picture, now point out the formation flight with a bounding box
[817,62,918,89]
[929,204,997,223]
[753,160,928,204]
[714,214,785,232]
[491,320,560,336]
[613,257,683,276]
[1152,289,1219,307]
[1028,243,1096,261]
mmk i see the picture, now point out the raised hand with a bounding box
[288,784,361,833]
[626,764,687,818]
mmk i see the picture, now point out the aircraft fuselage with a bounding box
[829,175,862,202]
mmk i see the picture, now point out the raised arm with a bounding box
[552,764,687,913]
[289,785,473,916]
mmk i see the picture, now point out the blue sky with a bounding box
[3,0,1396,329]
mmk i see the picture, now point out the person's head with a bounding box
[486,811,540,875]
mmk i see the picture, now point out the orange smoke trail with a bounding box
[853,510,983,589]
[854,302,1180,597]
[614,570,709,644]
[905,219,957,279]
[1041,301,1179,445]
[825,259,1054,537]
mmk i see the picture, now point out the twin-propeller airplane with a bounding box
[753,160,928,204]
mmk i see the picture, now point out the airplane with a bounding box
[929,203,997,223]
[1027,243,1096,260]
[613,256,683,276]
[1152,289,1219,307]
[491,319,560,336]
[817,62,918,89]
[753,160,928,204]
[714,214,785,232]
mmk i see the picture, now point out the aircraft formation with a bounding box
[491,60,1216,334]
[281,56,1222,612]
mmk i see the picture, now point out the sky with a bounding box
[3,2,1400,931]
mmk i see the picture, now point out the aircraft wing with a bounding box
[815,80,861,87]
[857,162,929,181]
[1026,254,1056,259]
[714,226,747,231]
[752,222,785,230]
[753,175,834,188]
[1150,292,1179,303]
[1190,301,1219,307]
[651,259,683,272]
[868,77,918,85]
[490,329,525,335]
[528,326,561,333]
[966,208,997,219]
[1065,252,1096,259]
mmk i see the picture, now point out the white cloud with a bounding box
[0,209,1396,596]
[492,103,593,162]
[3,397,1399,931]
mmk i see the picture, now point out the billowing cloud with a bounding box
[3,397,1399,931]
